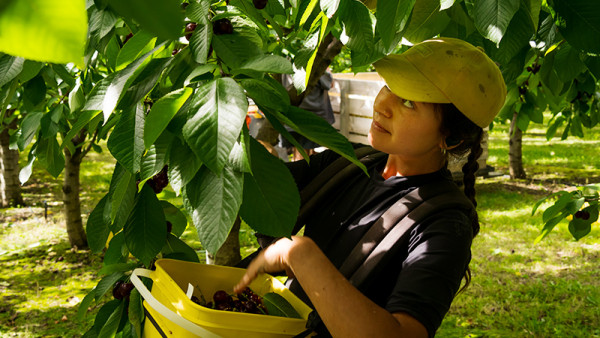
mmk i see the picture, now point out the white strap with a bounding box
[130,268,222,338]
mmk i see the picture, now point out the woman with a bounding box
[235,37,506,337]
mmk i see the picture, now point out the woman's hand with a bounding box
[234,237,299,293]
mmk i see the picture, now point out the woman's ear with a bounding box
[444,137,463,150]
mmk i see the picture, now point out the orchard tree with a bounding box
[2,0,600,335]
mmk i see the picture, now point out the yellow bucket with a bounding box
[130,259,312,337]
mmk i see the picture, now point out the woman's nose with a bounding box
[378,109,392,118]
[374,103,392,118]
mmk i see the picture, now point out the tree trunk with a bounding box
[206,217,241,266]
[509,111,527,179]
[0,117,24,207]
[62,148,88,249]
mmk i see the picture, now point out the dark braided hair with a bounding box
[437,103,484,291]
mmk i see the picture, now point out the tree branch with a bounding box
[289,33,344,106]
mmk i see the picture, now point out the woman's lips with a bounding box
[372,120,389,134]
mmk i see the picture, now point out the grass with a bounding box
[1,121,600,337]
[437,121,600,337]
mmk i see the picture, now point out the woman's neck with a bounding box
[381,153,445,179]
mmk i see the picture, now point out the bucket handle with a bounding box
[130,268,221,338]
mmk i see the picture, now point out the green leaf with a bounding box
[98,298,125,338]
[19,151,35,185]
[139,132,173,187]
[91,299,121,334]
[542,193,575,223]
[128,288,144,336]
[262,292,302,318]
[211,25,263,69]
[182,165,243,255]
[239,137,299,237]
[107,0,183,40]
[239,77,290,112]
[183,64,218,86]
[554,43,587,83]
[94,272,124,302]
[539,53,565,98]
[87,7,118,46]
[182,78,248,174]
[0,0,87,66]
[17,111,43,151]
[375,0,415,51]
[61,110,102,150]
[116,31,156,71]
[123,184,167,267]
[262,111,311,161]
[161,233,200,262]
[403,0,451,43]
[118,57,174,111]
[570,115,584,138]
[87,195,111,253]
[472,0,519,45]
[339,0,374,67]
[531,191,568,216]
[35,137,65,178]
[161,200,188,238]
[98,262,139,276]
[568,218,592,241]
[0,54,24,88]
[104,231,127,266]
[581,54,600,80]
[84,44,163,121]
[105,163,137,232]
[40,105,63,140]
[190,21,213,64]
[516,105,531,132]
[167,137,203,195]
[77,290,96,320]
[186,0,210,23]
[68,80,85,113]
[320,0,341,17]
[535,212,567,244]
[144,87,193,149]
[553,0,600,53]
[23,74,47,107]
[17,60,44,83]
[493,6,535,65]
[568,204,598,241]
[274,105,367,173]
[228,138,251,174]
[107,104,145,174]
[236,54,294,74]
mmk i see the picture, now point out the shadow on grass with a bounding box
[0,242,103,337]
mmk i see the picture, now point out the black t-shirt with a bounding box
[286,149,474,337]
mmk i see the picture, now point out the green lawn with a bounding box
[1,121,600,337]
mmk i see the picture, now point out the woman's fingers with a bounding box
[234,255,263,293]
[234,237,294,293]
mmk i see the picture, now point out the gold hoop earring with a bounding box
[441,147,447,156]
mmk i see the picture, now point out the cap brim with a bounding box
[374,55,451,104]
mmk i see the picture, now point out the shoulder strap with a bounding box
[293,146,385,235]
[341,180,474,288]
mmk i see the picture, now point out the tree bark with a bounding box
[62,147,88,249]
[206,217,241,266]
[509,111,527,179]
[0,113,24,207]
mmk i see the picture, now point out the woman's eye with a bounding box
[402,99,414,109]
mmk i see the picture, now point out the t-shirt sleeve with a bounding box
[385,210,473,337]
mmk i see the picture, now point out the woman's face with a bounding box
[368,86,444,160]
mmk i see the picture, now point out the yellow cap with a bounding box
[374,37,507,128]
